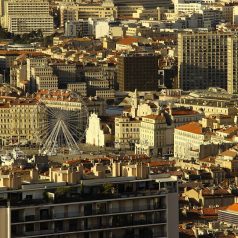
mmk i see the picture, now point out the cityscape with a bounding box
[1,0,238,237]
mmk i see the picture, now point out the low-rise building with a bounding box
[183,187,235,208]
[115,116,140,149]
[174,122,219,160]
[218,203,238,226]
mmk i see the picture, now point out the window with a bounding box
[40,222,48,230]
[25,223,34,232]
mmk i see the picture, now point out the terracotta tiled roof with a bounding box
[202,207,219,216]
[149,161,175,167]
[176,122,202,135]
[117,37,139,45]
[202,188,231,196]
[225,203,238,212]
[172,109,198,116]
[143,114,165,120]
[220,150,237,158]
[199,156,216,164]
[218,126,238,134]
[179,228,195,237]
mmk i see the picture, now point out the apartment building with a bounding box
[88,79,110,89]
[117,54,158,91]
[0,97,44,145]
[222,5,238,24]
[174,2,202,14]
[36,89,105,116]
[227,34,238,94]
[65,20,91,37]
[173,121,234,160]
[175,89,238,116]
[84,66,117,89]
[26,56,49,82]
[184,187,234,208]
[112,0,173,9]
[67,82,87,96]
[31,66,58,92]
[2,0,54,35]
[35,75,58,91]
[115,116,141,149]
[0,171,178,238]
[135,114,174,157]
[59,1,117,27]
[51,63,82,88]
[178,32,230,90]
[96,89,116,100]
[218,203,238,226]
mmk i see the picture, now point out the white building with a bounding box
[95,21,110,39]
[86,113,113,147]
[174,3,202,14]
[174,121,226,160]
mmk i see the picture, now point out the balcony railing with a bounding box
[12,205,166,224]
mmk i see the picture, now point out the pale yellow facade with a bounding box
[0,99,44,145]
[60,2,117,26]
[115,116,140,149]
[135,115,174,157]
[2,0,54,35]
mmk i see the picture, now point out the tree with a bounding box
[102,183,113,194]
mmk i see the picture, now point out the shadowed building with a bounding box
[178,32,230,91]
[117,54,158,91]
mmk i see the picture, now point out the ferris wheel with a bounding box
[37,91,89,156]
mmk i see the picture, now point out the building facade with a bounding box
[135,114,174,157]
[2,0,54,35]
[117,54,158,91]
[227,35,238,94]
[178,32,230,91]
[0,174,179,238]
[86,113,113,147]
[115,116,141,149]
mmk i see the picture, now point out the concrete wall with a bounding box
[0,207,9,238]
[167,193,179,238]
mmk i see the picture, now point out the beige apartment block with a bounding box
[59,1,117,26]
[135,114,174,157]
[0,98,44,145]
[67,82,87,97]
[2,0,54,35]
[115,116,140,149]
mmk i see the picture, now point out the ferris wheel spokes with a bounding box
[37,91,89,156]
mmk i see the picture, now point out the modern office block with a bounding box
[117,54,158,91]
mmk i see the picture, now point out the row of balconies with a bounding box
[12,215,167,238]
[12,203,166,223]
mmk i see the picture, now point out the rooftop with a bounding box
[176,122,203,135]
